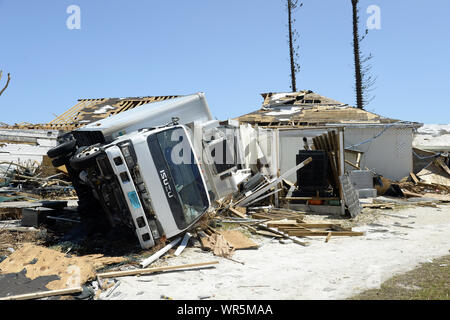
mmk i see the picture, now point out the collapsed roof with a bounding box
[1,95,180,131]
[237,90,418,127]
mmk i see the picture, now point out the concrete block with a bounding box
[21,207,54,227]
[358,188,377,199]
[349,170,373,190]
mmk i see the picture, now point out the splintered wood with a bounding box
[199,233,235,258]
[250,208,305,222]
[272,222,363,239]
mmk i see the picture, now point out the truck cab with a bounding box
[76,124,210,249]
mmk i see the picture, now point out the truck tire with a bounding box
[47,140,77,159]
[69,145,102,170]
[51,156,68,168]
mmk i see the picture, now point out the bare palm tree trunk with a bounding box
[352,0,364,109]
[288,0,297,92]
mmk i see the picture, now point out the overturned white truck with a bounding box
[47,93,253,249]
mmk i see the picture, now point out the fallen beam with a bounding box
[98,261,219,279]
[286,231,364,237]
[0,287,83,301]
[140,237,182,268]
[228,207,247,219]
[257,224,309,246]
[283,197,340,201]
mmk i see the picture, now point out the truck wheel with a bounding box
[47,140,77,159]
[70,145,102,170]
[51,156,68,168]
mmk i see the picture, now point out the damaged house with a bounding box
[237,90,423,182]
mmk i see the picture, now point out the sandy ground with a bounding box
[100,205,450,300]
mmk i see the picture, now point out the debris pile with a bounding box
[0,158,75,202]
[0,91,449,300]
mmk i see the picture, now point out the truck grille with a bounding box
[73,131,105,147]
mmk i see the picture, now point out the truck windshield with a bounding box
[155,127,209,227]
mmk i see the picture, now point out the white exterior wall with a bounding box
[344,126,413,181]
[0,129,59,166]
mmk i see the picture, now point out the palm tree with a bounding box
[351,0,376,109]
[351,0,364,109]
[286,0,302,92]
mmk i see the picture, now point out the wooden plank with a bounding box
[323,134,332,152]
[278,225,352,232]
[0,287,83,301]
[259,226,309,246]
[314,136,323,150]
[266,220,301,227]
[402,190,423,198]
[287,231,364,237]
[312,137,319,150]
[219,230,259,250]
[283,197,340,201]
[276,226,308,231]
[296,223,347,229]
[327,151,341,192]
[228,207,247,219]
[256,230,283,238]
[410,172,420,185]
[268,208,306,215]
[251,212,304,221]
[327,131,336,152]
[345,160,361,170]
[435,158,450,176]
[317,135,327,151]
[98,261,219,279]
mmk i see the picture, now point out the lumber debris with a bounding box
[0,287,83,301]
[97,261,219,279]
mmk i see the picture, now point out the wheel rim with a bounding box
[76,146,100,159]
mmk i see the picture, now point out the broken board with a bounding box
[219,230,259,250]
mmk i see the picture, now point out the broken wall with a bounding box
[0,129,59,166]
[344,126,413,181]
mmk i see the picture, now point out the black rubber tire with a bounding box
[51,156,68,168]
[69,145,102,170]
[47,140,77,159]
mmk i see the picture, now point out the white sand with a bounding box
[100,205,450,300]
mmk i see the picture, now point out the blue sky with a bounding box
[0,0,448,125]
